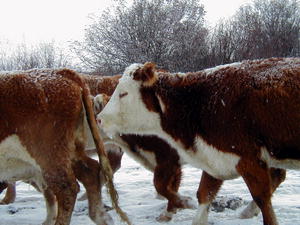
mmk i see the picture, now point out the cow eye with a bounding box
[119,92,128,98]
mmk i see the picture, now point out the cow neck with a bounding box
[139,72,210,150]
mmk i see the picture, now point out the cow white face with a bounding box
[98,63,162,139]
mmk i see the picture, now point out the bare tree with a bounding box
[208,0,300,65]
[0,41,73,71]
[73,0,209,74]
[207,19,238,67]
[232,0,300,60]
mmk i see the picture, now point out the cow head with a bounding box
[98,62,164,138]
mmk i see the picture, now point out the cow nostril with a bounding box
[96,117,102,125]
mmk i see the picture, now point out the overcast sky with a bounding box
[0,0,251,44]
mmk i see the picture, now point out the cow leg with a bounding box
[237,160,278,225]
[73,156,114,225]
[192,171,223,225]
[42,187,57,225]
[240,168,286,219]
[0,181,16,204]
[154,162,195,222]
[78,146,123,202]
[43,168,79,225]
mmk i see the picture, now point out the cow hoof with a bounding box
[178,195,197,209]
[156,211,173,222]
[155,193,165,200]
[0,200,13,205]
[239,201,260,219]
[96,211,114,225]
[42,218,56,225]
[42,222,55,225]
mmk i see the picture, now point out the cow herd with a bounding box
[0,57,299,225]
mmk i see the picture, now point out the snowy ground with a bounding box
[0,154,300,225]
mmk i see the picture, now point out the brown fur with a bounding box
[0,69,124,225]
[82,74,121,96]
[133,62,158,87]
[132,58,299,225]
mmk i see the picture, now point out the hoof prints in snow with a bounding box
[7,206,35,214]
[211,196,246,212]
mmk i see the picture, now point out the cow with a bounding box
[0,74,124,206]
[94,93,286,222]
[0,68,129,225]
[91,75,287,222]
[98,57,300,225]
[86,75,196,221]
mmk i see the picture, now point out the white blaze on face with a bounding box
[98,64,162,138]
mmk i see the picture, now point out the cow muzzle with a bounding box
[97,113,118,139]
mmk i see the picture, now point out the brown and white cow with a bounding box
[91,74,286,222]
[0,74,124,206]
[98,58,300,225]
[93,93,285,222]
[0,69,128,225]
[85,75,196,221]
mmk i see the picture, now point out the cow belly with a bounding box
[0,135,42,182]
[173,136,240,180]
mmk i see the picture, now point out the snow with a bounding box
[0,154,300,225]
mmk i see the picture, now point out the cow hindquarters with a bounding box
[192,171,223,225]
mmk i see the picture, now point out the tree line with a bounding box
[0,41,73,71]
[1,0,299,74]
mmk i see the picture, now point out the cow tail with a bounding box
[58,69,131,225]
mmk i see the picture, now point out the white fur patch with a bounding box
[163,135,240,180]
[123,63,143,78]
[99,73,162,139]
[156,94,167,113]
[192,203,209,225]
[0,135,42,182]
[260,147,300,170]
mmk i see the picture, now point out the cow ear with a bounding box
[93,94,110,114]
[133,62,158,87]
